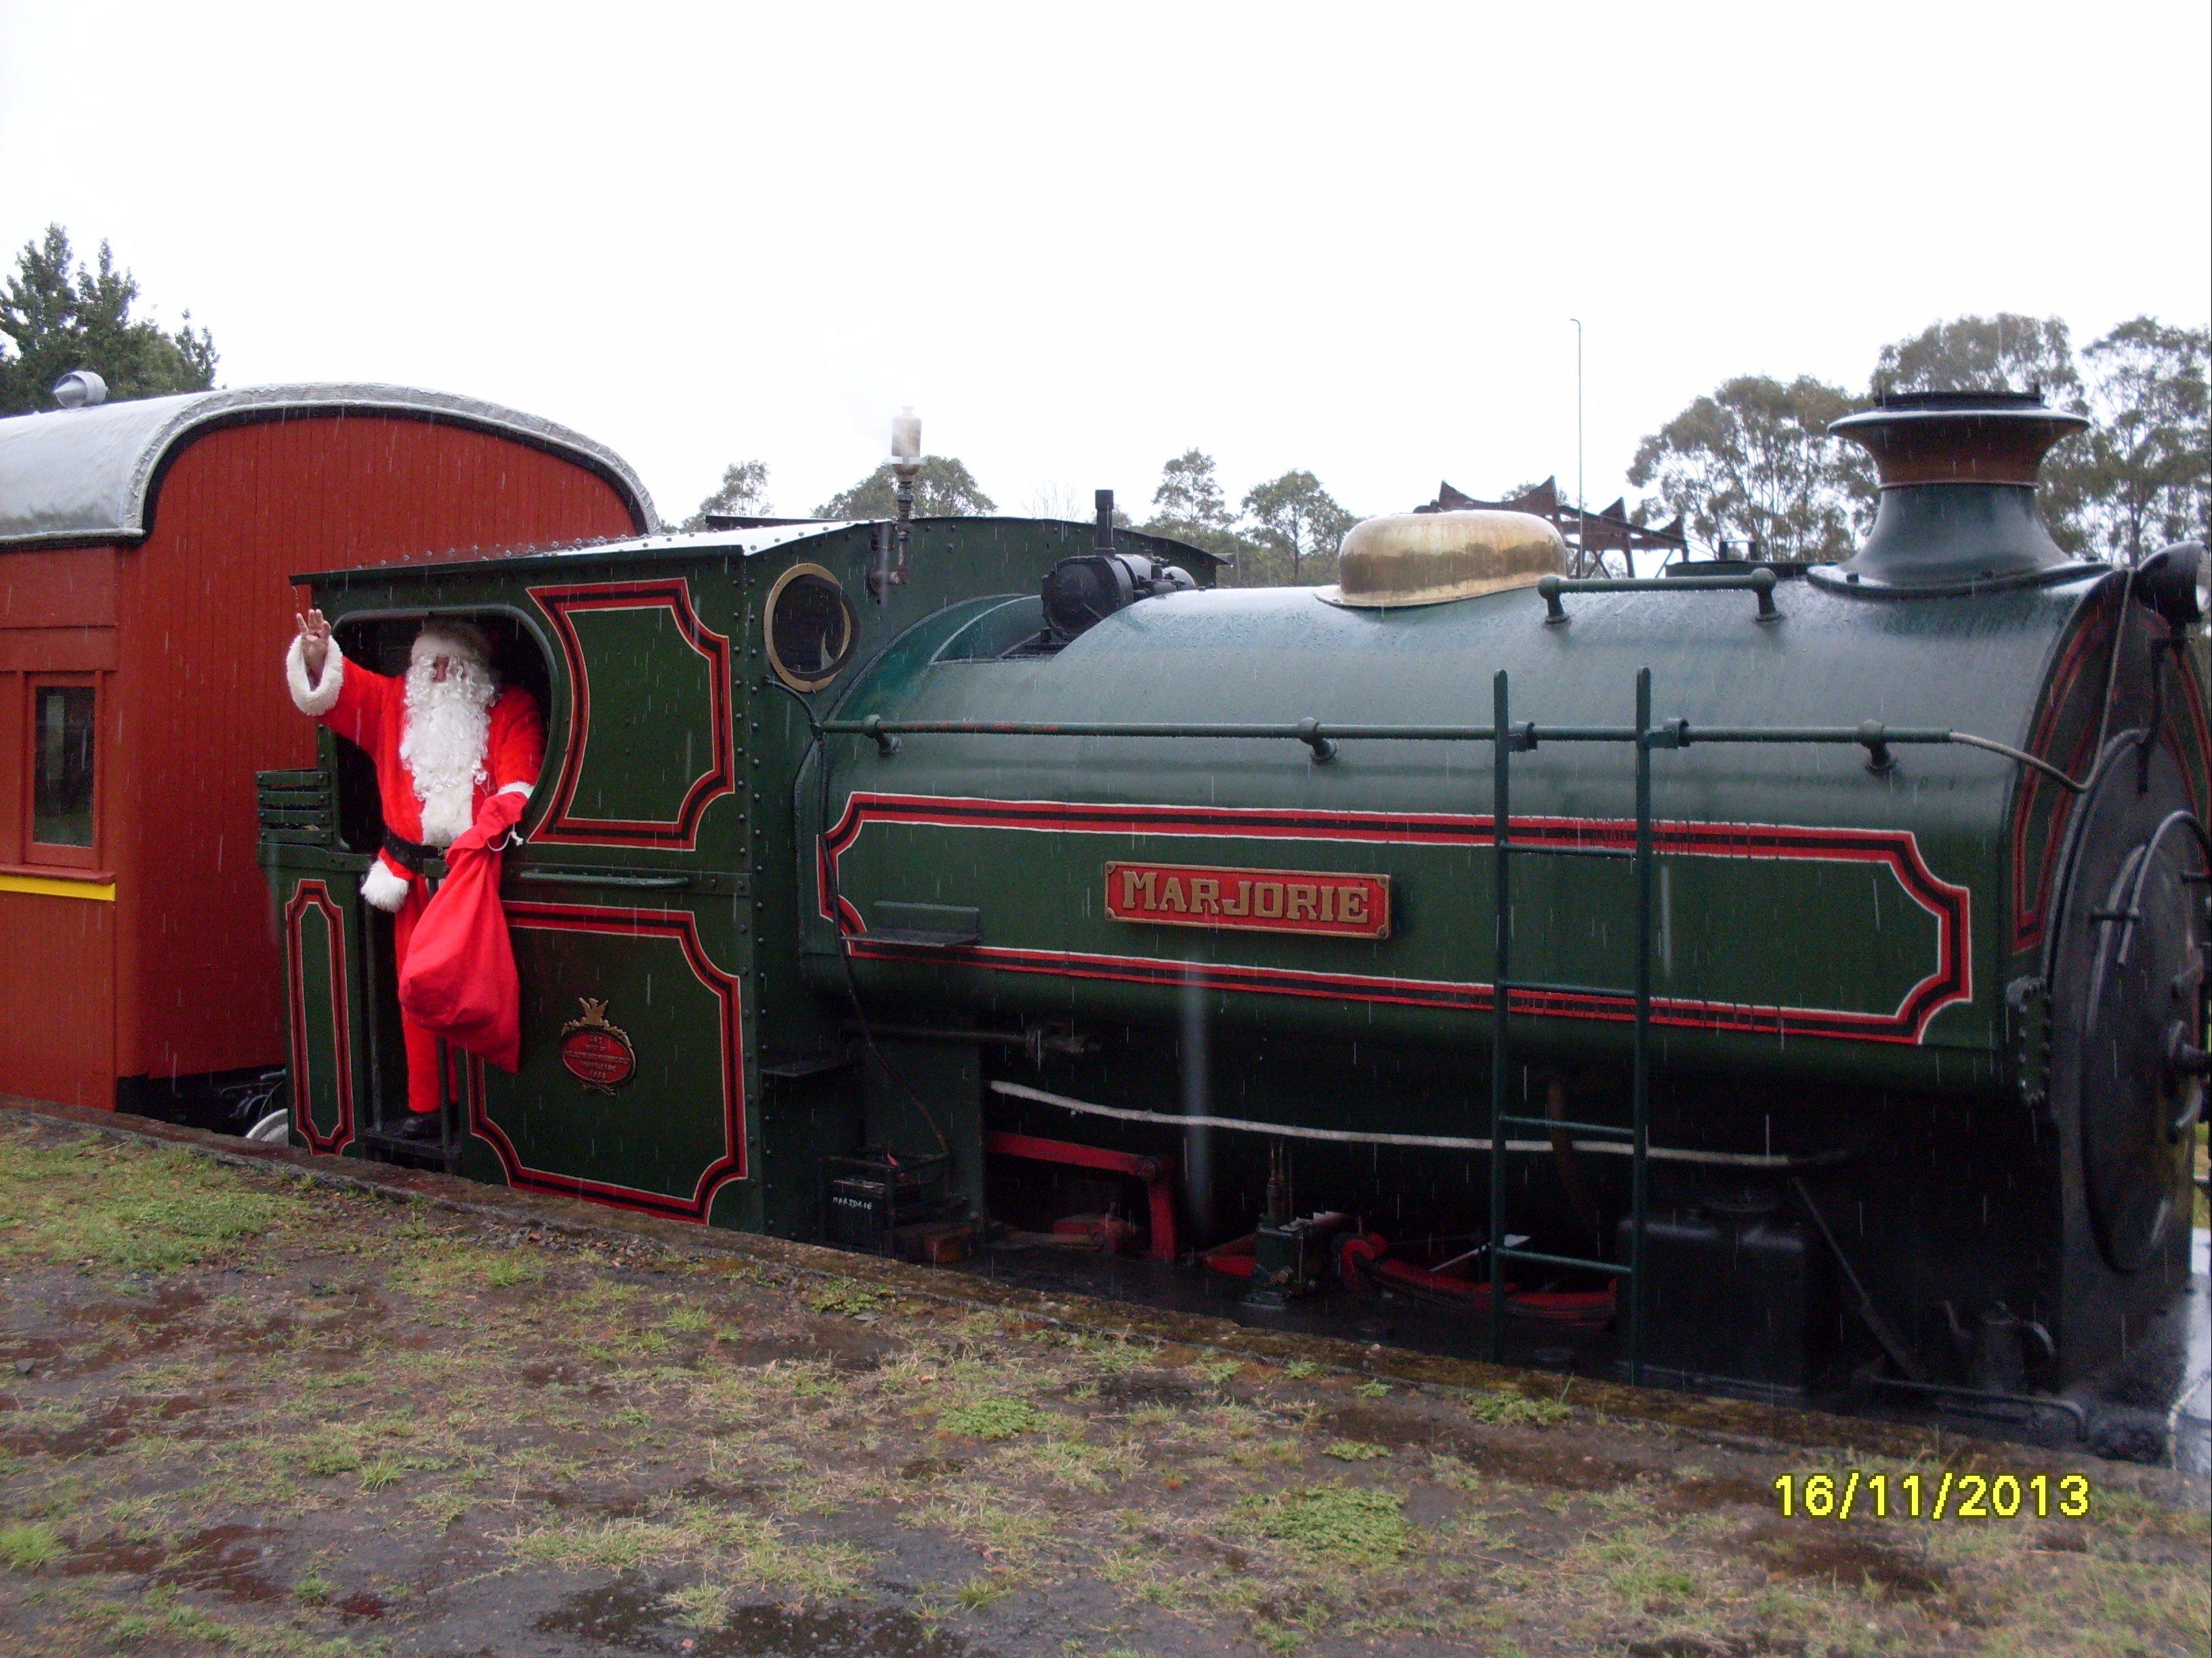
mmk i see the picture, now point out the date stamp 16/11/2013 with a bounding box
[1774,1470,2092,1522]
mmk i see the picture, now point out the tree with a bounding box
[1871,312,2091,547]
[684,459,772,529]
[1139,448,1257,570]
[814,456,995,519]
[1238,470,1358,585]
[2075,317,2209,561]
[1150,449,1232,530]
[1627,375,1871,561]
[1872,312,2083,406]
[0,226,217,415]
[1147,517,1262,571]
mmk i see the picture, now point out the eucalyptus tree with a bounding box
[2077,318,2209,560]
[1238,469,1358,584]
[814,457,995,519]
[1627,375,1870,560]
[685,459,772,528]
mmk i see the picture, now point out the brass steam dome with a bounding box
[1322,510,1567,609]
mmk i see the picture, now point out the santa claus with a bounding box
[287,609,544,1136]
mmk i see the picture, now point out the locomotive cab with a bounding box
[264,515,1228,1230]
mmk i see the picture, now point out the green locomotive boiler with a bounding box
[263,392,2209,1430]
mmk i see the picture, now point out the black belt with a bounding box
[381,831,432,875]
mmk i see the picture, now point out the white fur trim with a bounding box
[497,781,533,796]
[360,855,413,913]
[411,619,493,668]
[286,635,345,717]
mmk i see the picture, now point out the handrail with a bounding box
[820,712,2087,789]
[1539,568,1778,623]
[512,869,692,891]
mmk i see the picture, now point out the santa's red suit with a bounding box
[286,622,543,1116]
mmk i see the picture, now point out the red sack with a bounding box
[398,792,527,1072]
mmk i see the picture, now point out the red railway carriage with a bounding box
[0,383,653,1112]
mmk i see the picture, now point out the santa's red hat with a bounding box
[410,618,494,671]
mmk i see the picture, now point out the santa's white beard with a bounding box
[399,661,496,846]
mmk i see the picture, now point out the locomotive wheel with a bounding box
[2078,845,2201,1271]
[2053,751,2207,1275]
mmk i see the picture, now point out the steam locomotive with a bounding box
[263,391,2209,1438]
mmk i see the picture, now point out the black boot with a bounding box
[392,1111,445,1144]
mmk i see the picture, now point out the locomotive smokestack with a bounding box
[1095,489,1116,551]
[1826,389,2089,591]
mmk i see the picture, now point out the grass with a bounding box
[0,1522,63,1570]
[2,1119,2205,1658]
[1321,1440,1390,1462]
[1086,1339,1154,1375]
[413,1491,471,1532]
[510,1516,698,1572]
[940,1397,1043,1441]
[1466,1387,1571,1426]
[507,1507,868,1600]
[954,1574,1012,1610]
[301,1441,361,1477]
[484,1254,544,1288]
[0,1141,298,1271]
[394,1244,546,1296]
[1234,1485,1410,1563]
[810,1285,883,1316]
[1000,1433,1137,1493]
[356,1456,405,1492]
[916,1485,1053,1565]
[662,1581,734,1631]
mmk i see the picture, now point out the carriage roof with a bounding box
[0,382,657,548]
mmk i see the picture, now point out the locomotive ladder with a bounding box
[1485,666,1661,1384]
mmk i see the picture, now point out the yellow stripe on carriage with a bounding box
[0,872,116,901]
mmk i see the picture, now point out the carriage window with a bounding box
[30,682,96,853]
[765,564,856,692]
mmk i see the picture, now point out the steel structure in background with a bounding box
[1419,476,1690,578]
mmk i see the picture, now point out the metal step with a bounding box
[1497,1113,1636,1140]
[1497,977,1634,1000]
[1497,1246,1633,1277]
[354,1126,462,1172]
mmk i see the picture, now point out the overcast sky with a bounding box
[4,2,2207,532]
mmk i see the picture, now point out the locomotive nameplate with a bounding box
[1105,862,1390,940]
